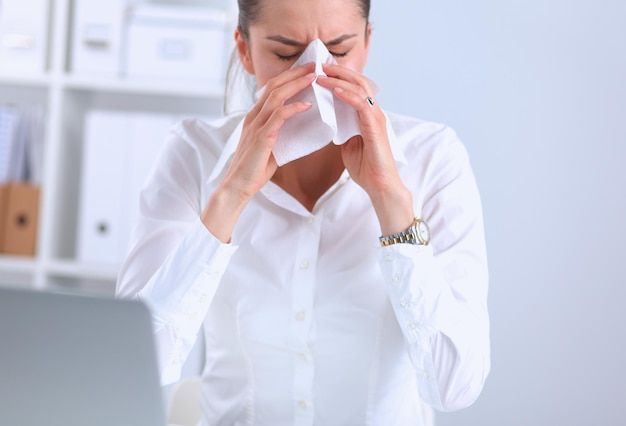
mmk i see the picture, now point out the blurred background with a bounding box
[1,0,624,424]
[366,1,626,424]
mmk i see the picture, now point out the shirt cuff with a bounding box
[377,243,463,410]
[377,243,462,337]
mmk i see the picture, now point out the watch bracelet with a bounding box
[378,223,418,247]
[379,233,418,246]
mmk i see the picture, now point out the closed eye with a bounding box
[277,50,350,61]
[277,52,301,61]
[330,50,349,58]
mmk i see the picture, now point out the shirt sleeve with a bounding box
[116,124,237,385]
[377,127,490,412]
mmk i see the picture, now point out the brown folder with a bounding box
[0,182,40,256]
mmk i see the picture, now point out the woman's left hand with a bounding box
[317,63,415,235]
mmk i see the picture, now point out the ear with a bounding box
[235,28,255,75]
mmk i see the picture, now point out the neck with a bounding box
[271,143,344,212]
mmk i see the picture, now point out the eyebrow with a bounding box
[266,33,358,47]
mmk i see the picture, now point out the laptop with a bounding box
[0,286,167,426]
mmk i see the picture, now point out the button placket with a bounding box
[392,273,402,285]
[291,214,320,425]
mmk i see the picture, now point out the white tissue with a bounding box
[268,39,363,166]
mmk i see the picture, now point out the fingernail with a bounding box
[306,72,317,79]
[303,101,313,106]
[335,87,344,94]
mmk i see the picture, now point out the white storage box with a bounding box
[122,5,228,85]
[0,0,50,73]
[70,0,127,77]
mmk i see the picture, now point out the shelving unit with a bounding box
[0,0,236,293]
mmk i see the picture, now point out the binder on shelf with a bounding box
[0,105,45,179]
[70,0,126,77]
[0,0,50,73]
[0,103,44,257]
[0,184,7,246]
[0,105,18,182]
[77,110,130,266]
[122,4,228,85]
[0,182,39,256]
[77,111,206,267]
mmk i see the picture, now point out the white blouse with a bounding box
[116,111,490,426]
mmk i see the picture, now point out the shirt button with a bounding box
[299,260,310,270]
[296,311,306,321]
[399,298,409,308]
[307,217,315,225]
[198,294,208,303]
[422,370,431,380]
[409,321,419,331]
[299,353,308,362]
[385,253,394,262]
[298,400,308,410]
[392,274,401,284]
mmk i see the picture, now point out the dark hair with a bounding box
[237,0,371,40]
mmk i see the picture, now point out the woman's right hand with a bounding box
[201,63,316,242]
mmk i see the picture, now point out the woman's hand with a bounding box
[202,63,316,242]
[317,64,415,236]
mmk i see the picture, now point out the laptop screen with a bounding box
[0,287,167,426]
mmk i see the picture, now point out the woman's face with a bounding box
[236,0,371,88]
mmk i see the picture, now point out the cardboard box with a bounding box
[0,184,8,247]
[0,182,40,256]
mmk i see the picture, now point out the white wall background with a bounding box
[366,1,626,424]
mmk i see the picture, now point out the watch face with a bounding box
[418,220,430,243]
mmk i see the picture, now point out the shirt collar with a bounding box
[207,110,408,186]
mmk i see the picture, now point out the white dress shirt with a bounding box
[116,111,490,426]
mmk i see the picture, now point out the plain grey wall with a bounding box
[366,1,626,424]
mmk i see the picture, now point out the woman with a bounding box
[117,0,490,424]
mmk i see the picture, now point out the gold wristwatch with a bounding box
[379,217,431,247]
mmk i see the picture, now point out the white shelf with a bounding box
[0,0,234,293]
[0,71,52,88]
[0,73,226,99]
[61,75,226,99]
[0,255,38,273]
[46,259,120,282]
